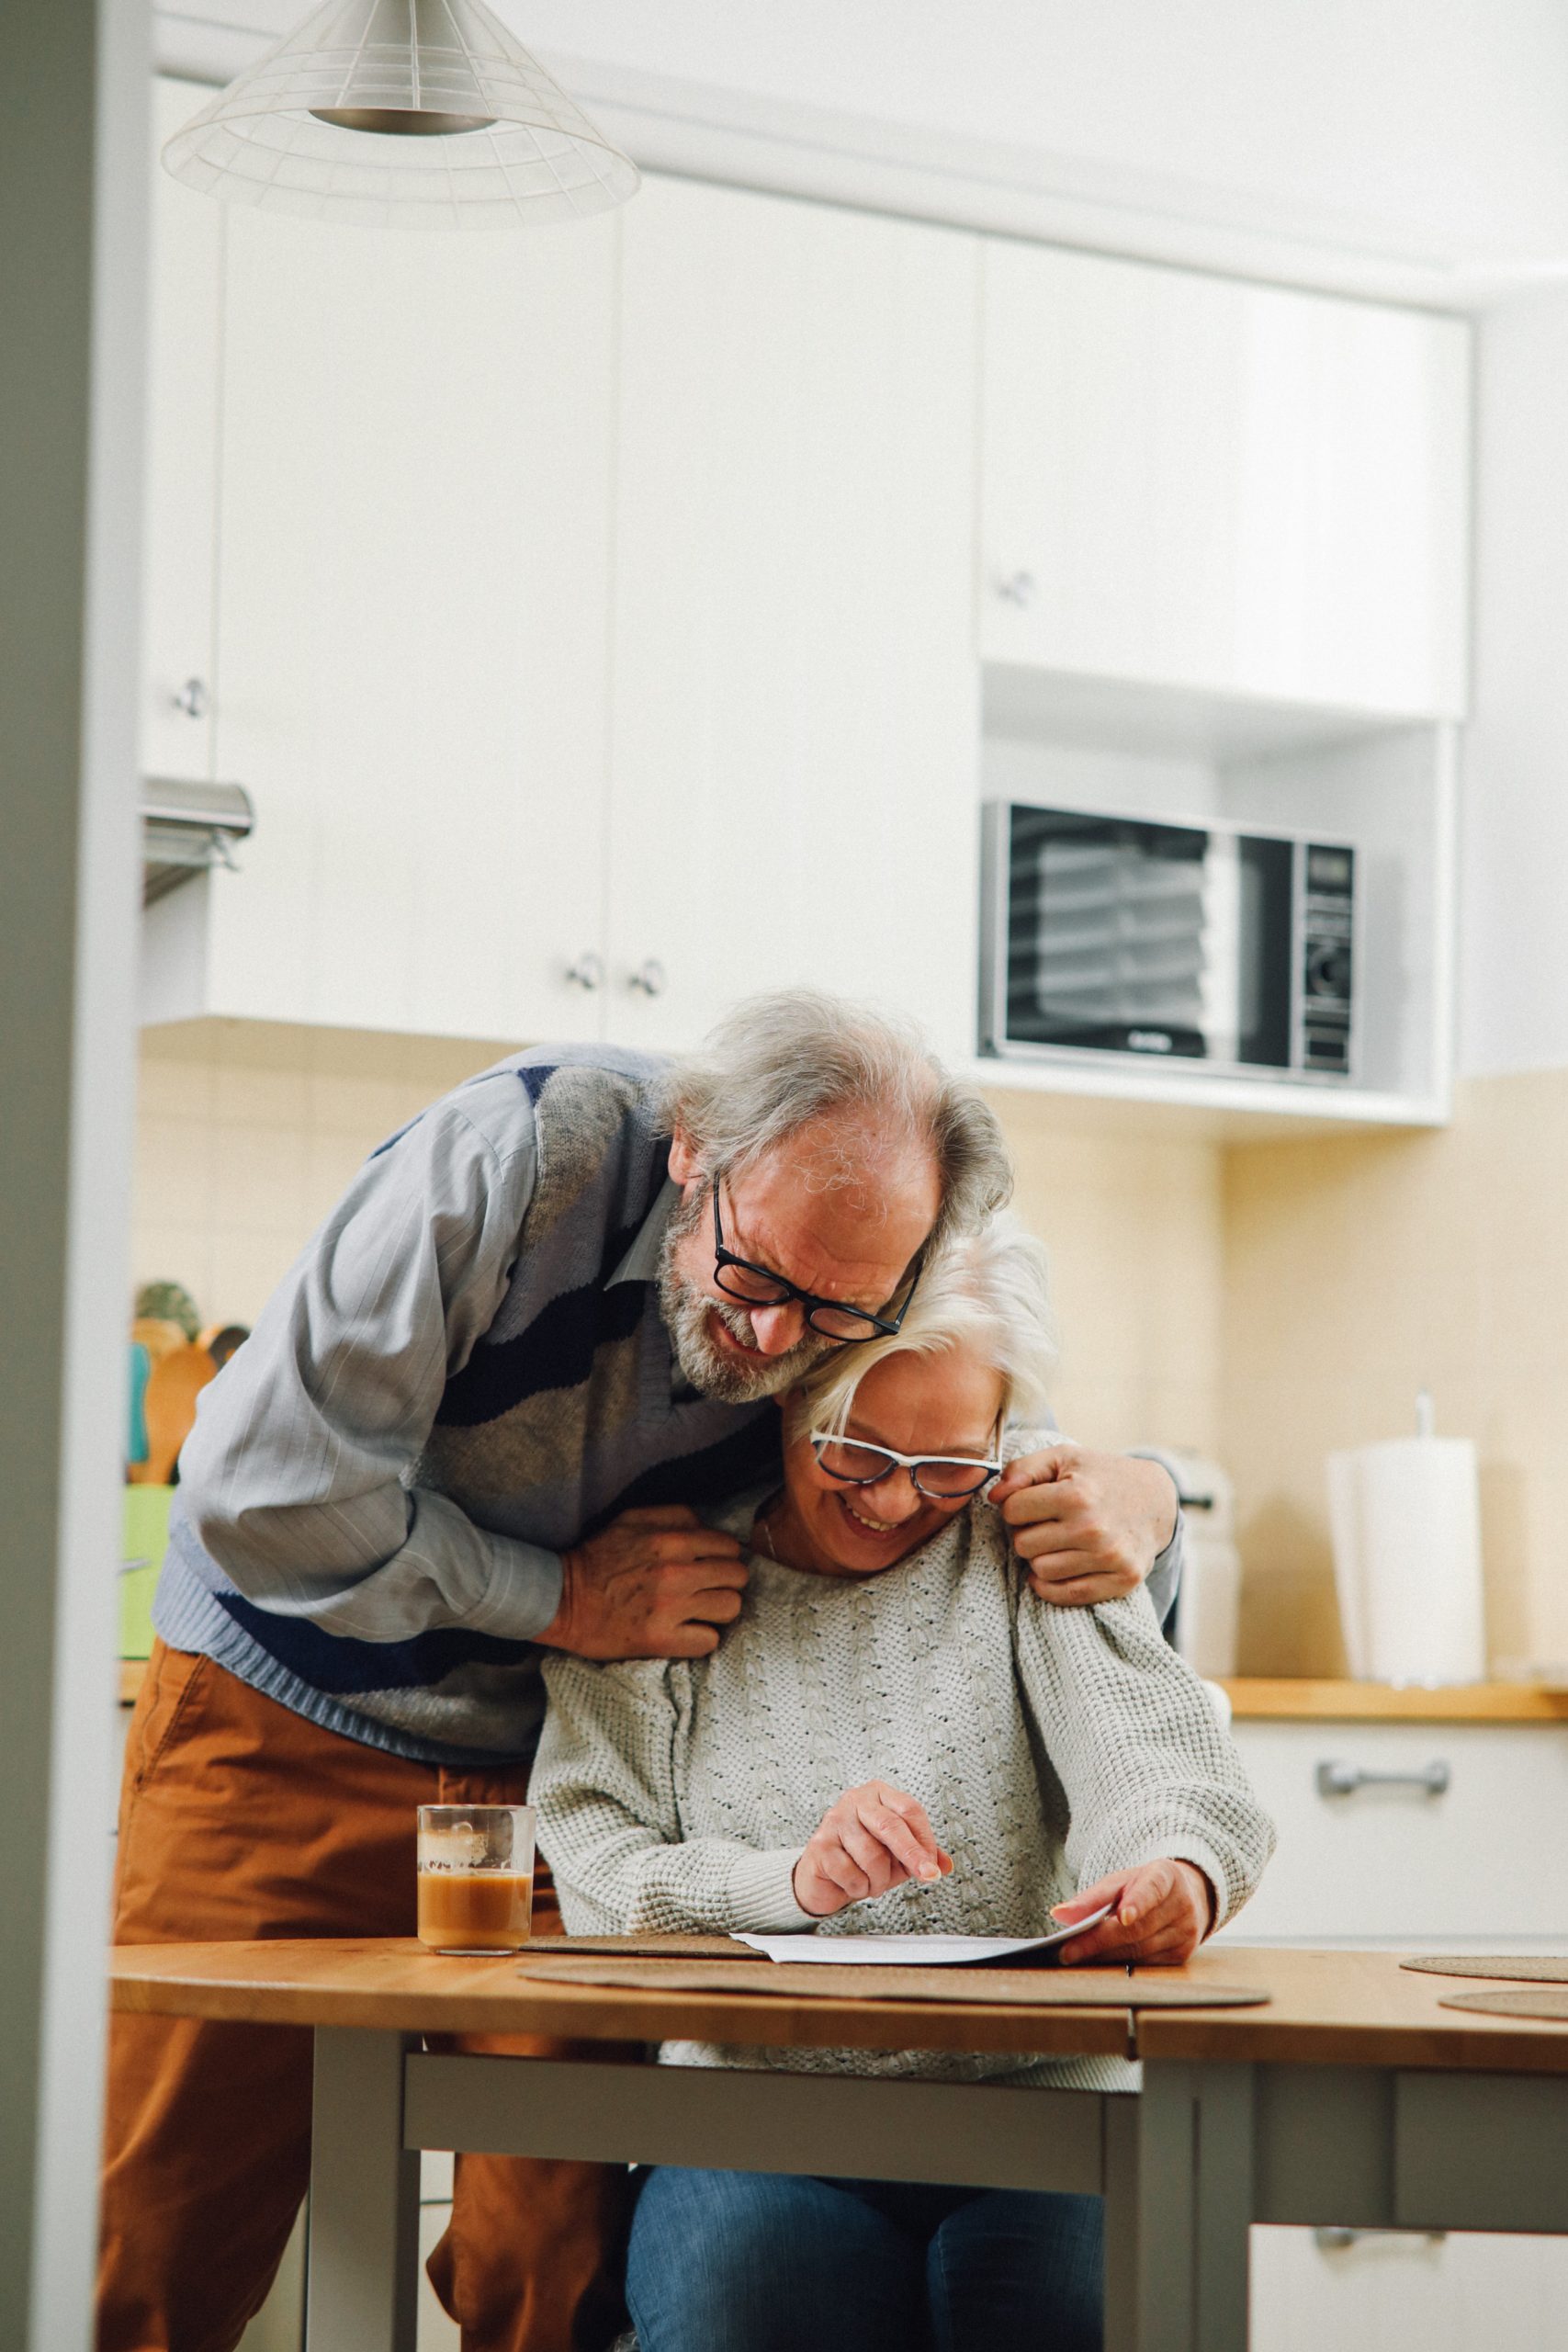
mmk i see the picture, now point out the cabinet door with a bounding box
[980,243,1470,718]
[141,78,223,785]
[606,178,980,1058]
[209,207,616,1041]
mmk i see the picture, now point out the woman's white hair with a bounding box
[660,989,1012,1252]
[795,1212,1056,1442]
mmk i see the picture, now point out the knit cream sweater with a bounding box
[534,1486,1274,2091]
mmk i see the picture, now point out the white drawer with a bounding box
[1222,1722,1568,1943]
[1251,2224,1568,2352]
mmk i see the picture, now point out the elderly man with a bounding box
[99,991,1182,2352]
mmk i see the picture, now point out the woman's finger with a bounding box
[860,1801,942,1883]
[840,1819,901,1892]
[816,1843,870,1903]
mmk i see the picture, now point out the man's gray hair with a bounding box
[660,989,1012,1251]
[799,1212,1055,1440]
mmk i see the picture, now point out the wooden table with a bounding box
[109,1940,1568,2352]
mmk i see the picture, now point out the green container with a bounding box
[120,1486,174,1660]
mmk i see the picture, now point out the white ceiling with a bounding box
[155,2,1568,300]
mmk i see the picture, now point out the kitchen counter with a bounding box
[1221,1677,1568,1722]
[117,1657,1568,1723]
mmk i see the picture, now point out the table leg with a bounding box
[1103,2063,1254,2352]
[305,2028,421,2352]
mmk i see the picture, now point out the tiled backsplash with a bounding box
[133,1023,1224,1467]
[134,1024,1564,1675]
[1222,1066,1568,1677]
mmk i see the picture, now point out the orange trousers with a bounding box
[99,1642,635,2352]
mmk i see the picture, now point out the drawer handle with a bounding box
[1314,2227,1447,2251]
[1315,1759,1450,1799]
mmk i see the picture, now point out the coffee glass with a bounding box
[416,1804,536,1955]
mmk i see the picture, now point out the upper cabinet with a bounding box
[978,243,1471,719]
[206,202,617,1044]
[604,180,981,1059]
[141,78,223,786]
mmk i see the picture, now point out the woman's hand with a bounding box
[1049,1859,1214,1964]
[990,1445,1179,1605]
[792,1781,953,1918]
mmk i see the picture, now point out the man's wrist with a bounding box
[532,1547,579,1652]
[1130,1452,1181,1554]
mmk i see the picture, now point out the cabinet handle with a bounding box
[627,958,667,997]
[1314,1759,1450,1799]
[565,953,604,991]
[1314,2227,1447,2252]
[995,571,1036,609]
[172,676,209,719]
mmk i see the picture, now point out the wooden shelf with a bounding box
[1222,1678,1568,1724]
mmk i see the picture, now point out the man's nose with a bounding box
[746,1301,808,1355]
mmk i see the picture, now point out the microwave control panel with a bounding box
[1298,842,1355,1076]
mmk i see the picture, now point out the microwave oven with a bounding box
[980,801,1357,1081]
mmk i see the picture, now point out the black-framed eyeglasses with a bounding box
[809,1430,1008,1500]
[710,1174,922,1343]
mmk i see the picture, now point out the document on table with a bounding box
[735,1903,1115,1967]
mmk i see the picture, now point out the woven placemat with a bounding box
[513,1953,1268,2008]
[1402,1955,1568,1983]
[1438,1987,1568,2022]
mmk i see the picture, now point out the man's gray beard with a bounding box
[657,1195,832,1404]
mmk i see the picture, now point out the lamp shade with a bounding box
[162,0,639,230]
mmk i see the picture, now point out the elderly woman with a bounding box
[532,1218,1273,2352]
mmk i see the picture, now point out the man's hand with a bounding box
[793,1781,953,1919]
[1050,1859,1213,1965]
[536,1507,749,1662]
[989,1445,1179,1606]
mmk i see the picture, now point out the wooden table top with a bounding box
[107,1940,1568,2075]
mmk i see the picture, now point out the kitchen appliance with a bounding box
[1158,1449,1243,1681]
[980,801,1357,1080]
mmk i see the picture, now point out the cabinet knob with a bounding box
[627,958,667,998]
[995,571,1036,609]
[565,952,604,992]
[172,676,209,719]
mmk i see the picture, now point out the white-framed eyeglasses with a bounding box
[809,1431,1008,1501]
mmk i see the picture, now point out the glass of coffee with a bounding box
[416,1804,536,1956]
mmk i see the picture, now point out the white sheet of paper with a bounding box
[735,1902,1115,1967]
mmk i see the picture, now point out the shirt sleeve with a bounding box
[1008,1551,1276,1929]
[533,1655,815,1936]
[176,1082,566,1644]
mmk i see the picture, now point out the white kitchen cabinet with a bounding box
[1222,1719,1568,1945]
[604,177,981,1058]
[1225,1715,1568,2352]
[980,243,1471,718]
[143,66,619,1047]
[209,202,616,1044]
[1251,2222,1568,2352]
[141,77,223,786]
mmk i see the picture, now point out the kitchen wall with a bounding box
[135,1027,1561,1679]
[131,1020,1226,1468]
[1222,1068,1568,1678]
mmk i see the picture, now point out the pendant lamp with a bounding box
[162,0,639,230]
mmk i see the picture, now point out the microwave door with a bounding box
[1024,819,1209,1057]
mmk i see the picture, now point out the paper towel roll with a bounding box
[1326,1435,1486,1683]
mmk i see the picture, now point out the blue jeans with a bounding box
[625,2165,1103,2352]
